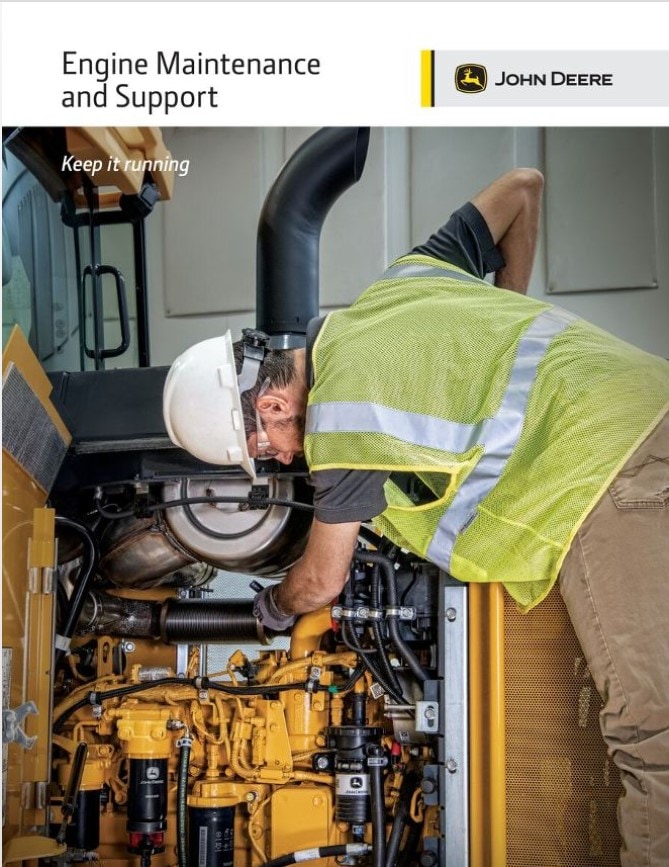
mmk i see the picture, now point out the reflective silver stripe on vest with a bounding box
[307,402,483,453]
[383,262,484,285]
[426,305,578,572]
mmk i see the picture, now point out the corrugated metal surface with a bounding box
[504,587,622,866]
[2,362,68,492]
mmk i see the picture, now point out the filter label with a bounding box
[336,774,370,796]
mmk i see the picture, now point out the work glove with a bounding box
[252,584,297,633]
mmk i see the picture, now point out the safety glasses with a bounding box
[254,379,280,461]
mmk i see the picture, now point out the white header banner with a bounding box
[2,2,669,126]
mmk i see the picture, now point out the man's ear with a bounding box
[256,392,291,419]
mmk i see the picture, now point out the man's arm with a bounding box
[274,518,361,616]
[471,168,544,294]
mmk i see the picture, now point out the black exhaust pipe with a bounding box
[256,127,370,348]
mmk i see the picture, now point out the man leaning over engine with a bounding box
[163,169,669,867]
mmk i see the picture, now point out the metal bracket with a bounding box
[306,665,322,693]
[353,606,383,621]
[415,700,440,733]
[248,484,271,510]
[2,701,38,749]
[385,606,416,620]
[331,604,414,622]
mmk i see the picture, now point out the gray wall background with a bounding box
[145,127,669,365]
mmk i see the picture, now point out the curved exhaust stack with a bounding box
[256,127,370,348]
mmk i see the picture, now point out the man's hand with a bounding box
[253,584,297,633]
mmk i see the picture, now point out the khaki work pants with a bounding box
[559,412,669,867]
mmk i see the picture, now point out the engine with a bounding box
[47,479,442,867]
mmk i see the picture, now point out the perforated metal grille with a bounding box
[2,363,68,492]
[505,587,622,866]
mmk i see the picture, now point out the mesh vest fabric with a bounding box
[305,255,669,611]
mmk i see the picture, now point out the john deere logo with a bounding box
[455,64,487,93]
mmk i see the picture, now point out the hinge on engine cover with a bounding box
[27,565,56,595]
[2,701,38,749]
[27,508,57,594]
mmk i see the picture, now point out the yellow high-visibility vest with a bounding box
[305,256,669,610]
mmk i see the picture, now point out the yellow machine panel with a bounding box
[2,326,71,861]
[469,583,622,867]
[504,587,622,866]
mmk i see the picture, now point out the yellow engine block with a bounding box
[47,624,425,867]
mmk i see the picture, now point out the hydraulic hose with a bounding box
[397,820,423,867]
[341,661,367,693]
[55,741,88,845]
[55,517,100,668]
[53,676,329,733]
[341,620,405,705]
[353,549,429,683]
[262,843,371,867]
[384,771,419,867]
[371,603,405,698]
[370,565,404,698]
[367,744,387,867]
[176,734,192,867]
[385,801,411,867]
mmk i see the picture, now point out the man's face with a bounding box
[247,420,304,465]
[248,371,307,466]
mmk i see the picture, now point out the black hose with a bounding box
[397,820,423,867]
[55,517,100,669]
[339,617,378,657]
[262,843,370,867]
[53,676,327,733]
[371,610,404,696]
[368,744,387,867]
[95,494,315,521]
[353,550,429,683]
[341,621,405,705]
[176,735,191,867]
[54,677,186,732]
[348,623,406,704]
[55,741,88,845]
[384,771,419,867]
[369,566,404,699]
[385,805,411,867]
[341,661,366,693]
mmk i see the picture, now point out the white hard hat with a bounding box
[163,330,256,476]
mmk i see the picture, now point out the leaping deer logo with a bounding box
[455,64,487,93]
[461,68,482,88]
